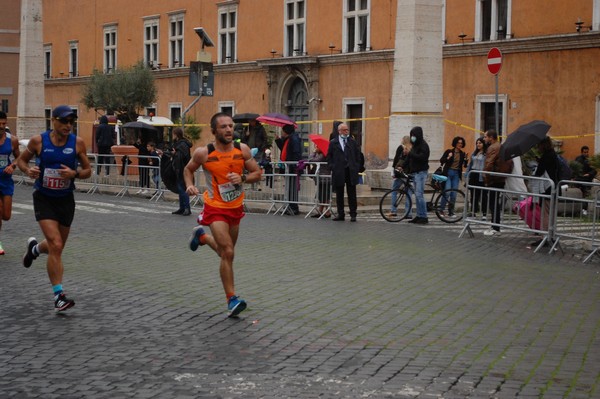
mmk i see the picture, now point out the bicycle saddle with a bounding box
[431,173,448,183]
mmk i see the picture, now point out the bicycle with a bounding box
[379,171,466,223]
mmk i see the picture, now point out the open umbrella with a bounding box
[308,134,330,156]
[232,113,260,123]
[122,121,156,130]
[256,113,297,128]
[500,120,551,160]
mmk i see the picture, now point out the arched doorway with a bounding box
[286,78,309,158]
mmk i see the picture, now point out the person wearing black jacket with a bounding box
[95,115,114,175]
[275,124,302,215]
[327,123,362,222]
[403,126,430,224]
[171,127,192,215]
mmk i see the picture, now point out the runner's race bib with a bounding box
[0,154,9,168]
[42,168,69,190]
[218,182,242,202]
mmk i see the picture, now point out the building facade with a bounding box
[3,0,600,163]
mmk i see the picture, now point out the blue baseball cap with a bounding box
[52,105,76,119]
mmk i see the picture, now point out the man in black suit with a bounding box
[327,123,362,222]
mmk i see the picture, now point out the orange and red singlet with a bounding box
[202,144,246,209]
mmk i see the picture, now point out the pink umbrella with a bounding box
[256,113,298,128]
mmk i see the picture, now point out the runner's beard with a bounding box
[216,134,232,145]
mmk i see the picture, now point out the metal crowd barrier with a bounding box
[460,170,558,253]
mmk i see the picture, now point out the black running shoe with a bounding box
[54,293,75,312]
[23,237,38,268]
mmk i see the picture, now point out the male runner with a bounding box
[17,105,92,312]
[184,112,262,317]
[0,111,21,254]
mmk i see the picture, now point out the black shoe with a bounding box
[415,217,429,224]
[181,208,191,216]
[54,293,75,312]
[332,216,345,221]
[350,216,357,222]
[310,214,321,218]
[23,237,38,268]
[408,217,420,224]
[172,209,184,215]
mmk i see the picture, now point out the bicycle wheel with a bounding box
[434,188,466,223]
[379,188,412,222]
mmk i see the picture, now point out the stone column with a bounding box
[17,0,45,139]
[388,0,444,166]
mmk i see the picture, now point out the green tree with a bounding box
[81,61,157,122]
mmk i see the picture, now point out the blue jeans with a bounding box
[439,168,460,211]
[413,170,428,218]
[390,178,411,215]
[177,179,190,211]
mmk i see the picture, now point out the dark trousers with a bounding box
[334,168,357,218]
[487,182,504,231]
[97,147,112,175]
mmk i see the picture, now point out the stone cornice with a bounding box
[443,32,600,58]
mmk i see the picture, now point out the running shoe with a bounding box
[23,237,38,268]
[54,293,75,312]
[189,226,206,251]
[227,295,247,317]
[0,241,4,255]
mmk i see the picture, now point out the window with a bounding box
[44,45,52,79]
[284,0,306,57]
[475,94,508,142]
[476,0,511,41]
[344,0,370,53]
[218,101,235,116]
[144,18,160,69]
[169,104,182,124]
[45,108,51,131]
[343,98,365,148]
[69,41,78,77]
[169,13,185,68]
[104,25,117,72]
[146,106,156,116]
[1,100,8,113]
[218,6,237,64]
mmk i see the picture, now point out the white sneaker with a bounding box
[483,228,501,236]
[135,189,143,194]
[141,189,149,194]
[582,209,588,216]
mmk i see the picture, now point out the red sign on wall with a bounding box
[487,47,503,75]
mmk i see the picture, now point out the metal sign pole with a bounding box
[495,74,499,134]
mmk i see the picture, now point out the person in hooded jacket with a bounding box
[438,136,468,216]
[171,127,193,215]
[403,126,430,224]
[95,115,115,176]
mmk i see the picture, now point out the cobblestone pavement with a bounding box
[1,185,600,398]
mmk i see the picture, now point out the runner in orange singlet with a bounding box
[183,112,262,317]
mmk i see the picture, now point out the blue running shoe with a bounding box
[227,295,247,317]
[189,226,205,251]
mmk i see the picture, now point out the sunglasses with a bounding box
[56,117,76,125]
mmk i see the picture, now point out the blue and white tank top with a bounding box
[0,133,14,173]
[34,131,78,197]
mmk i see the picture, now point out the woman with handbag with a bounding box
[388,135,411,218]
[465,137,488,219]
[438,136,468,216]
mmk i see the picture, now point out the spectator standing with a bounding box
[17,105,92,312]
[134,138,151,194]
[147,141,160,190]
[261,148,274,189]
[574,145,597,197]
[404,126,430,224]
[439,136,468,216]
[389,135,411,218]
[483,129,513,236]
[308,146,332,218]
[275,124,302,215]
[241,118,267,162]
[466,137,488,219]
[532,136,559,242]
[0,111,21,254]
[95,115,114,176]
[327,123,362,222]
[171,127,193,216]
[184,112,262,317]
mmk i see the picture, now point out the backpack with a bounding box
[556,154,573,182]
[160,152,179,194]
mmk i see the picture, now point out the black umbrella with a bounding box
[232,113,260,123]
[122,121,157,130]
[500,120,551,160]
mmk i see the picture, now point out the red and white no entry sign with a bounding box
[487,47,502,75]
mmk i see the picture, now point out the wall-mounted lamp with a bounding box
[270,49,277,58]
[307,97,322,105]
[575,17,592,33]
[458,32,473,45]
[328,43,342,55]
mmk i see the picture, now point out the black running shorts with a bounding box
[32,190,76,227]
